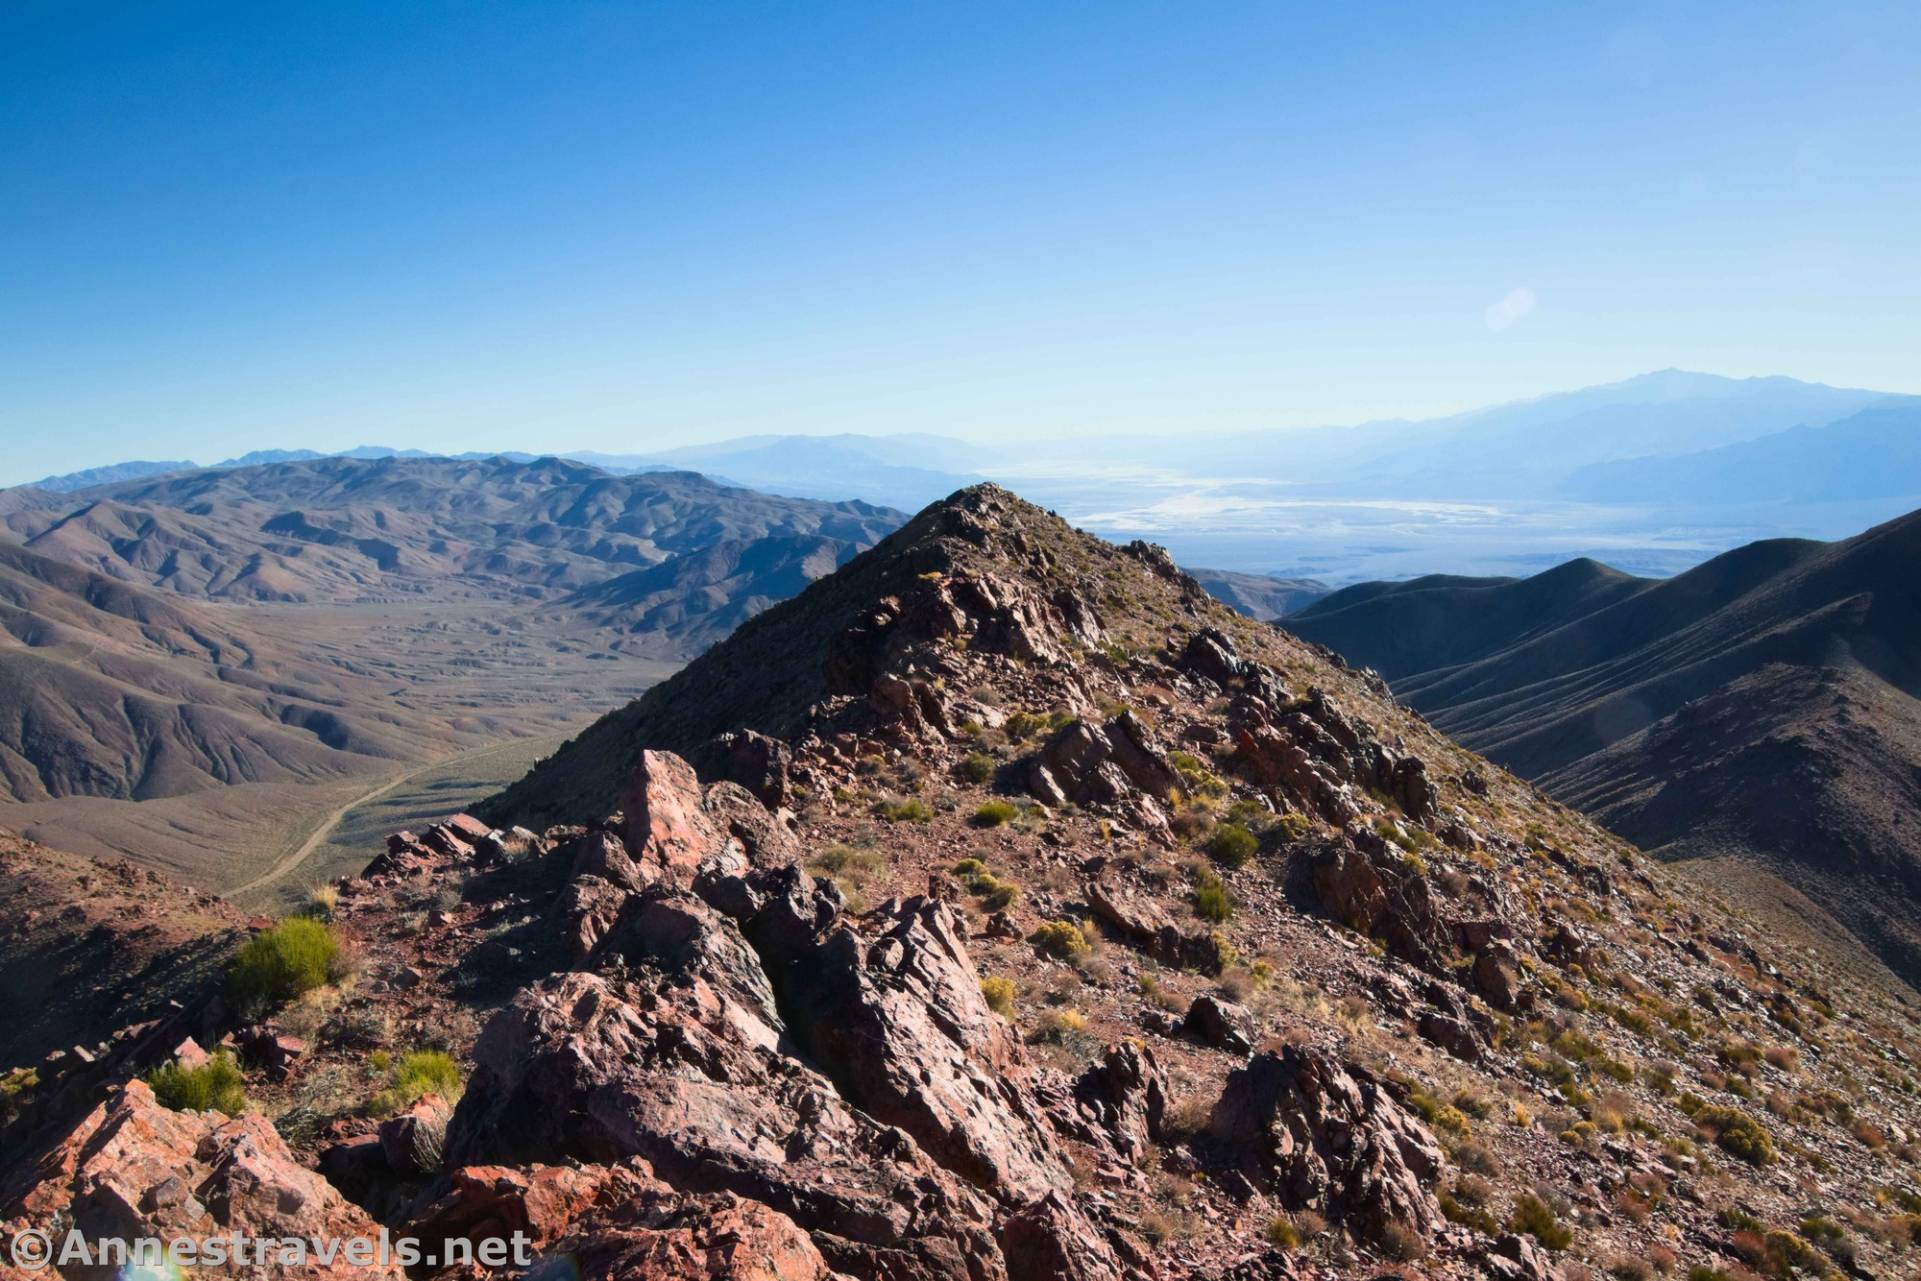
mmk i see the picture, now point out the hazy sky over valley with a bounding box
[2,1,1917,481]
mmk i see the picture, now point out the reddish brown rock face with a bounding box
[2,1081,403,1280]
[621,751,726,882]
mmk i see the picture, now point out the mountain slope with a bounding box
[1188,567,1330,620]
[1562,400,1921,505]
[0,542,460,802]
[3,456,902,604]
[560,533,862,651]
[1287,508,1921,982]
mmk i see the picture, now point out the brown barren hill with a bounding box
[1287,507,1921,985]
[0,830,245,1072]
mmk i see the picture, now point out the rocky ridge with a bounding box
[5,485,1921,1281]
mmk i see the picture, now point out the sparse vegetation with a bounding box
[147,1050,246,1115]
[980,976,1016,1017]
[1204,822,1258,869]
[972,799,1019,827]
[957,752,996,784]
[876,797,933,823]
[1508,1193,1573,1250]
[1693,1103,1776,1166]
[229,916,340,1010]
[1031,919,1091,960]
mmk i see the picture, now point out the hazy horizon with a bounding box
[5,3,1918,482]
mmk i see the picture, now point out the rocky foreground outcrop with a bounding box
[1,1079,402,1281]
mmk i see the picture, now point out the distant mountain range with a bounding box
[1562,401,1921,505]
[17,374,1920,582]
[2,455,899,605]
[18,434,978,513]
[1286,507,1921,984]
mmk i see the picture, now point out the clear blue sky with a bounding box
[2,1,1916,484]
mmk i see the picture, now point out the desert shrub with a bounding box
[303,884,339,921]
[393,1049,461,1101]
[1031,920,1090,960]
[147,1050,246,1115]
[1036,1008,1088,1042]
[1407,1089,1472,1137]
[369,1048,463,1115]
[1694,1104,1775,1165]
[230,917,339,1009]
[876,797,933,823]
[954,858,1020,908]
[1168,751,1229,802]
[1263,1216,1300,1249]
[980,976,1016,1017]
[1204,823,1259,869]
[1377,1220,1426,1262]
[973,800,1020,827]
[957,752,996,784]
[1509,1193,1573,1250]
[1192,870,1233,923]
[816,843,883,876]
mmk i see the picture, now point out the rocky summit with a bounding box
[6,484,1921,1281]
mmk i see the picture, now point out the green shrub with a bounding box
[1192,872,1233,923]
[1508,1193,1573,1250]
[1263,1216,1300,1249]
[147,1050,246,1115]
[230,917,338,1009]
[954,858,1020,908]
[1204,823,1258,869]
[957,753,996,784]
[814,843,883,876]
[1168,751,1229,802]
[393,1049,461,1102]
[1694,1104,1775,1166]
[876,797,933,823]
[1031,920,1090,960]
[973,800,1020,827]
[980,976,1016,1017]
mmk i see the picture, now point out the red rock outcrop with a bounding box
[2,1080,402,1280]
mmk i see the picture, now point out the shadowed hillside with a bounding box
[1288,508,1921,983]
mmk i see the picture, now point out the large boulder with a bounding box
[446,960,999,1281]
[1206,1045,1444,1248]
[3,1080,403,1279]
[1307,835,1452,974]
[619,751,725,883]
[766,894,1071,1202]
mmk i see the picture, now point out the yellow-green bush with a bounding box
[973,800,1020,827]
[1204,823,1259,869]
[1031,920,1090,960]
[980,976,1016,1017]
[230,916,339,1009]
[147,1050,246,1115]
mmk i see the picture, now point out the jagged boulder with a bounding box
[448,871,1129,1281]
[619,751,725,883]
[765,893,1076,1203]
[3,1080,403,1279]
[1307,835,1453,973]
[701,781,800,866]
[1181,994,1255,1054]
[1206,1046,1444,1247]
[1034,715,1177,806]
[1067,1043,1168,1162]
[707,729,792,808]
[1084,881,1229,975]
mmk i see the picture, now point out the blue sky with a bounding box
[2,1,1917,484]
